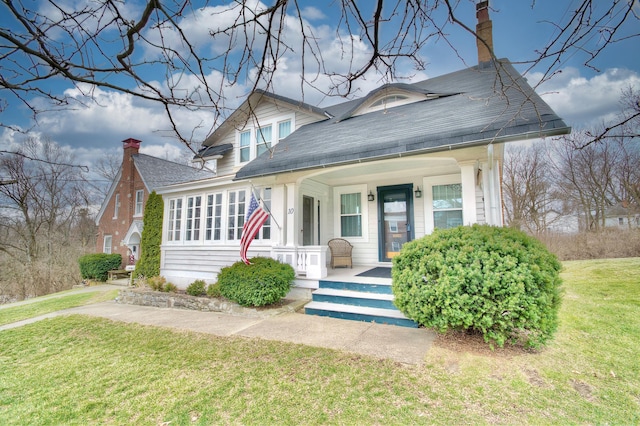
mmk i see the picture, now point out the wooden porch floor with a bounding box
[295,264,392,289]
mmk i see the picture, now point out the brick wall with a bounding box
[96,139,148,267]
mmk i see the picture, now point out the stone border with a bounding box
[115,288,309,319]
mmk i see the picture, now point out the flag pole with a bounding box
[249,183,282,230]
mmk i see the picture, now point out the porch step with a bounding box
[318,280,392,294]
[311,288,396,310]
[305,279,418,328]
[304,301,418,328]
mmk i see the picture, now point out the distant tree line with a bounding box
[503,87,640,235]
[0,139,96,300]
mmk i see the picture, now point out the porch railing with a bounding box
[272,245,328,279]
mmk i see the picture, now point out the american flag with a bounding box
[240,191,269,265]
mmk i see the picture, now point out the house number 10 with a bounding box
[288,208,295,214]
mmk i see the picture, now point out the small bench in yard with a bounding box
[108,269,130,280]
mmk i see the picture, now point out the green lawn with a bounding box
[0,258,638,424]
[0,289,118,326]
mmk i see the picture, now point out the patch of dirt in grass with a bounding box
[523,368,548,388]
[432,329,537,358]
[571,379,594,401]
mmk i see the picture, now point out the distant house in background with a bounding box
[604,202,640,229]
[95,138,214,267]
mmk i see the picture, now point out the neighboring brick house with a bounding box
[95,138,214,267]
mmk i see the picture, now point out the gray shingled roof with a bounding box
[133,154,215,190]
[194,143,233,160]
[236,61,570,180]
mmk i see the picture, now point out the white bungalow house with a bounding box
[155,3,570,324]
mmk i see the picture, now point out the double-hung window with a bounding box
[256,126,272,157]
[278,120,291,141]
[135,190,144,216]
[168,198,183,241]
[185,195,202,241]
[205,193,223,241]
[239,131,251,163]
[334,185,368,240]
[257,188,271,240]
[227,190,246,240]
[340,193,363,237]
[237,117,293,164]
[432,183,463,229]
[113,194,120,219]
[103,235,112,254]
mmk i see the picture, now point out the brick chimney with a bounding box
[476,1,494,64]
[122,138,141,219]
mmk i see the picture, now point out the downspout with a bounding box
[487,144,497,225]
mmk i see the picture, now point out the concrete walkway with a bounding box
[1,286,435,365]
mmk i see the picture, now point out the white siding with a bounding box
[161,245,272,288]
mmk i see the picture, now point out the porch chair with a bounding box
[328,238,353,269]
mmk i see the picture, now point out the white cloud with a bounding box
[530,67,640,129]
[300,6,326,21]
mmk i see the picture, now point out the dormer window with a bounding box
[370,95,408,108]
[237,116,293,164]
[351,90,428,117]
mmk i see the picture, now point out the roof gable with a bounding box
[201,89,327,148]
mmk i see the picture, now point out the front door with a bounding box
[378,185,414,262]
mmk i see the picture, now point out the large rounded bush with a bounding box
[217,257,295,307]
[392,224,562,348]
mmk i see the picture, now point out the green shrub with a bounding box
[146,276,166,292]
[78,253,122,281]
[164,282,178,293]
[218,257,295,307]
[206,282,221,298]
[135,191,163,279]
[392,224,562,348]
[186,279,207,296]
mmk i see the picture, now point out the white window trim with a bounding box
[204,192,224,242]
[333,184,369,242]
[424,174,462,234]
[103,235,112,254]
[235,114,295,165]
[134,190,144,217]
[185,195,202,242]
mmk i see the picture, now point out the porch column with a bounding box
[270,185,285,246]
[458,160,478,226]
[484,147,503,226]
[285,183,298,247]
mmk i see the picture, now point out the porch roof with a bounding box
[235,60,570,180]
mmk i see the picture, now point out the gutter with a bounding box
[234,125,572,180]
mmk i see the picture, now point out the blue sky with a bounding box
[1,0,638,168]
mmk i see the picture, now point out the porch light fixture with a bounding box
[368,191,375,201]
[414,187,422,198]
